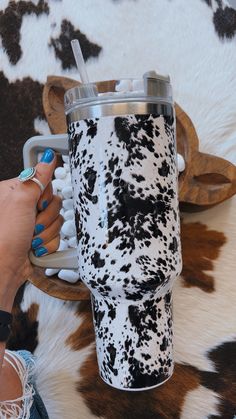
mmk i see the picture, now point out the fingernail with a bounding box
[42,200,48,210]
[40,149,55,164]
[32,237,43,249]
[35,247,48,257]
[35,224,45,235]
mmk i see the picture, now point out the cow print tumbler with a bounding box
[65,75,182,390]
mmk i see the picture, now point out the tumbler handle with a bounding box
[23,134,78,270]
[29,248,78,269]
[23,134,69,166]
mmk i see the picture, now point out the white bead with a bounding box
[64,209,74,221]
[60,208,65,217]
[115,80,132,92]
[62,186,73,199]
[62,155,69,164]
[60,231,67,240]
[58,239,68,251]
[64,173,72,184]
[45,268,60,276]
[52,179,64,192]
[61,220,76,237]
[177,153,185,173]
[68,236,77,248]
[58,269,79,283]
[63,163,70,173]
[54,167,67,179]
[63,199,74,210]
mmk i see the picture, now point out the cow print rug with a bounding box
[1,0,236,418]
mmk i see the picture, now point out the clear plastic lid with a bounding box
[64,72,173,114]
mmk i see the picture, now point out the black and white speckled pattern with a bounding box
[68,113,182,390]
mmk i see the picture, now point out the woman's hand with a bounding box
[0,149,62,309]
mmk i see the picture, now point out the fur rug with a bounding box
[1,0,236,418]
[9,198,236,419]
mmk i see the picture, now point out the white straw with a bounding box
[71,39,89,84]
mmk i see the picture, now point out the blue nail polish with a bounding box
[35,224,45,235]
[40,149,55,164]
[35,247,48,257]
[42,200,48,210]
[32,237,43,249]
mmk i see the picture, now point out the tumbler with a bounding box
[24,72,182,391]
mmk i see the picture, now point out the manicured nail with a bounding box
[32,237,43,249]
[42,200,48,210]
[35,224,45,235]
[40,149,55,164]
[35,247,48,257]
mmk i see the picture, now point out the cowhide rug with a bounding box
[1,0,236,418]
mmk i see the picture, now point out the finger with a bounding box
[33,235,61,257]
[35,148,57,189]
[32,214,64,250]
[34,195,62,235]
[17,149,57,203]
[37,182,53,212]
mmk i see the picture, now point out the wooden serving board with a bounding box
[27,76,236,301]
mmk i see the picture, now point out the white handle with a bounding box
[23,134,69,167]
[24,134,78,270]
[29,249,78,269]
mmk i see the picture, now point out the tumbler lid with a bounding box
[64,71,173,114]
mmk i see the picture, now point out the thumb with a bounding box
[34,148,57,193]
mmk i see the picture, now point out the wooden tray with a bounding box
[27,76,236,301]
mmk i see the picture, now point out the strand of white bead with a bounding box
[46,159,79,283]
